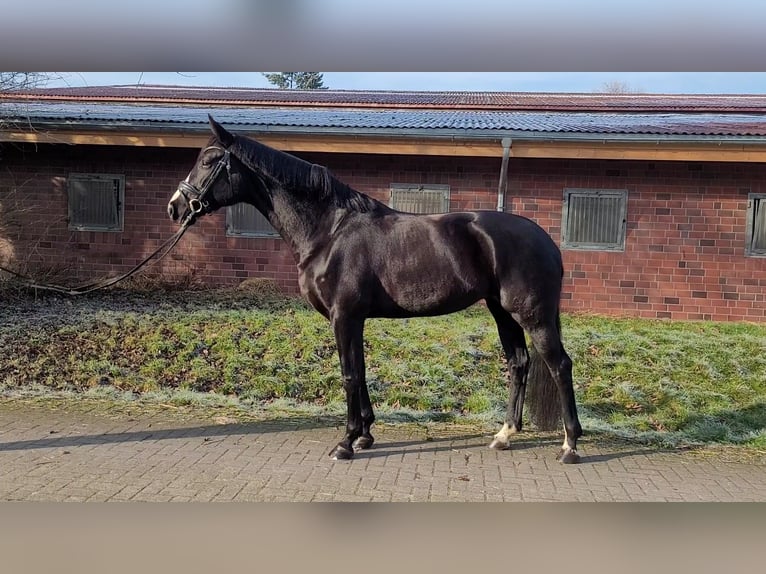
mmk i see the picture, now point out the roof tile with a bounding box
[6,85,766,113]
[2,87,766,138]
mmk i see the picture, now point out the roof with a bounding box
[3,86,766,159]
[2,101,766,138]
[7,85,766,113]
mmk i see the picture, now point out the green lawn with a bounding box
[1,290,764,449]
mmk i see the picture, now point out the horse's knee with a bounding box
[342,376,357,394]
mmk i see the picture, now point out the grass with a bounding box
[0,289,764,450]
[562,316,766,447]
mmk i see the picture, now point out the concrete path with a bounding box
[1,398,764,501]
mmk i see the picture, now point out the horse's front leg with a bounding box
[329,316,366,460]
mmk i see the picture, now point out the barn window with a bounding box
[746,194,766,256]
[390,184,450,214]
[561,189,628,251]
[226,203,278,237]
[67,173,124,231]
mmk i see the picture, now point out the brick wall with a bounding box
[1,143,764,321]
[505,158,766,322]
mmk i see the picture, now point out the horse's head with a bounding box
[167,116,241,223]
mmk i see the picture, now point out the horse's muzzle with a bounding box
[167,189,187,222]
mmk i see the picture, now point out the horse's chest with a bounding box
[297,266,333,317]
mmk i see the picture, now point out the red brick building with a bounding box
[1,86,765,321]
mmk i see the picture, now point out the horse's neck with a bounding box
[241,170,333,265]
[236,141,383,264]
[272,192,331,261]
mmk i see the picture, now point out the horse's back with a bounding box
[465,210,558,247]
[447,210,562,274]
[379,210,562,314]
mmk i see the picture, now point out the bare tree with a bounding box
[0,72,48,92]
[598,80,643,94]
[0,72,56,132]
[0,73,58,278]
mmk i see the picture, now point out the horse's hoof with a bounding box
[353,435,374,451]
[488,438,510,450]
[329,444,354,460]
[558,449,581,464]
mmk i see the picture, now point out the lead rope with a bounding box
[0,213,196,296]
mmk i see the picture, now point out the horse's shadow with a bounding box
[0,416,661,464]
[0,417,325,453]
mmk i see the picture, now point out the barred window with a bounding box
[68,173,124,231]
[226,203,278,237]
[561,189,628,251]
[390,184,450,214]
[746,194,766,256]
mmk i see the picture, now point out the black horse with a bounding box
[168,116,582,463]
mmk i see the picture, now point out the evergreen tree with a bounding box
[262,72,328,90]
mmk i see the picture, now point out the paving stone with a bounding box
[1,401,765,502]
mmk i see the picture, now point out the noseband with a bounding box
[176,146,232,216]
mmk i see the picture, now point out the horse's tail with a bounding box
[525,314,562,431]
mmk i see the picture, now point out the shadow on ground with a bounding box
[0,411,665,464]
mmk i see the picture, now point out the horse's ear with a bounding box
[208,115,235,148]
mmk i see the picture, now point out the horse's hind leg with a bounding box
[527,319,582,464]
[486,299,529,451]
[353,383,375,451]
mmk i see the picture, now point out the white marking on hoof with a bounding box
[489,423,514,450]
[559,426,580,463]
[488,438,510,450]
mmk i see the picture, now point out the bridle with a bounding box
[176,146,232,218]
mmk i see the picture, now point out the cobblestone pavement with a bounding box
[1,398,764,502]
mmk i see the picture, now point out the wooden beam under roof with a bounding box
[4,128,766,162]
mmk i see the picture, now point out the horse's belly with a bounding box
[381,264,481,315]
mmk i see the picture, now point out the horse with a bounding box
[167,116,583,464]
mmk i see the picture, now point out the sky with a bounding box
[44,73,766,95]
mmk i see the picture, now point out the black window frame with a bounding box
[67,173,125,232]
[561,188,628,251]
[389,183,450,214]
[225,203,279,238]
[745,193,766,257]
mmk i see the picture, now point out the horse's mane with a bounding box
[231,135,383,214]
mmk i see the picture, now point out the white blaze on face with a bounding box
[169,188,184,205]
[170,174,191,205]
[168,173,193,219]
